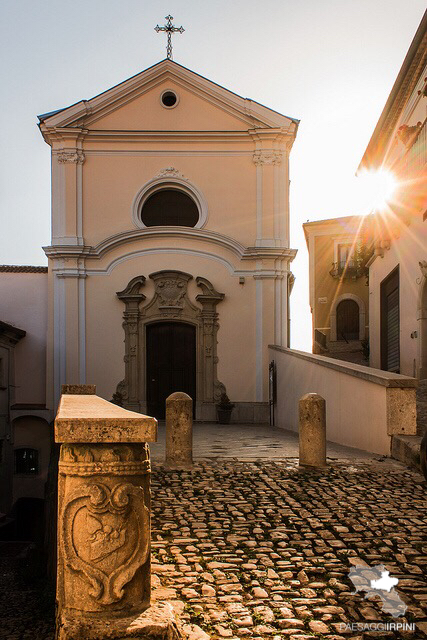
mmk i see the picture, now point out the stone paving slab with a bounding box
[149,424,379,461]
[151,458,427,639]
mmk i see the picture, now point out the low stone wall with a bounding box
[269,346,418,455]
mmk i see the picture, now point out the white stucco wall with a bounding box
[269,345,417,455]
[0,271,48,404]
[368,213,426,377]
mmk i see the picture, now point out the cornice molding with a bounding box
[43,228,297,263]
[46,129,284,145]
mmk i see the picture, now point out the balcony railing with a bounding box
[329,261,367,279]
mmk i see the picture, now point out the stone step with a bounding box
[391,435,422,474]
[327,340,363,353]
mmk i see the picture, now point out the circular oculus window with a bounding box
[160,90,178,108]
[141,189,199,227]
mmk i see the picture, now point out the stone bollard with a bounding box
[299,393,327,467]
[165,392,193,469]
[54,384,184,640]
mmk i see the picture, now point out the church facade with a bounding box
[39,59,299,421]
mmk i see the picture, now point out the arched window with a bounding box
[14,448,39,475]
[336,299,359,341]
[140,189,199,227]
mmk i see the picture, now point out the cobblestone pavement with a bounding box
[1,454,426,639]
[0,543,54,639]
[151,458,427,640]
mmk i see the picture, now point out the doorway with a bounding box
[146,322,196,419]
[336,299,359,341]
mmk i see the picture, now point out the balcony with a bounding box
[329,261,367,279]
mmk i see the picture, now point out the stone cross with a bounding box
[155,15,185,60]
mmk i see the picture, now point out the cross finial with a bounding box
[154,15,184,60]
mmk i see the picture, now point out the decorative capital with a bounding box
[155,167,187,180]
[57,150,85,165]
[419,260,427,279]
[253,150,282,166]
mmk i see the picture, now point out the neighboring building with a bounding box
[303,215,370,364]
[0,266,50,516]
[38,59,299,422]
[359,10,427,379]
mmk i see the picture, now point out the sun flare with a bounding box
[357,169,398,214]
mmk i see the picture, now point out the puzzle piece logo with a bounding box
[349,564,406,618]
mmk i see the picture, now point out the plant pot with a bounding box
[217,408,233,424]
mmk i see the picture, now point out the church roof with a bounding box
[0,265,48,273]
[38,58,299,132]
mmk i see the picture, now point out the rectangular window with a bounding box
[338,244,355,269]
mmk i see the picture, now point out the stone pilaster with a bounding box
[117,276,146,411]
[196,277,225,403]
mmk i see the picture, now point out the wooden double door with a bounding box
[146,322,196,419]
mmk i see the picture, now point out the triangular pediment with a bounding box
[39,59,298,133]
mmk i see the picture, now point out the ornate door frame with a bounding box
[116,271,225,419]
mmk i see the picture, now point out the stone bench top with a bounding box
[55,394,158,443]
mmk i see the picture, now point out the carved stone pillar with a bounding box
[196,277,225,402]
[117,276,146,411]
[55,385,158,640]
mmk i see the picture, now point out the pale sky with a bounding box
[0,0,425,350]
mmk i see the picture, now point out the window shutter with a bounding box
[386,288,399,372]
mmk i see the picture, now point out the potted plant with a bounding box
[217,392,235,424]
